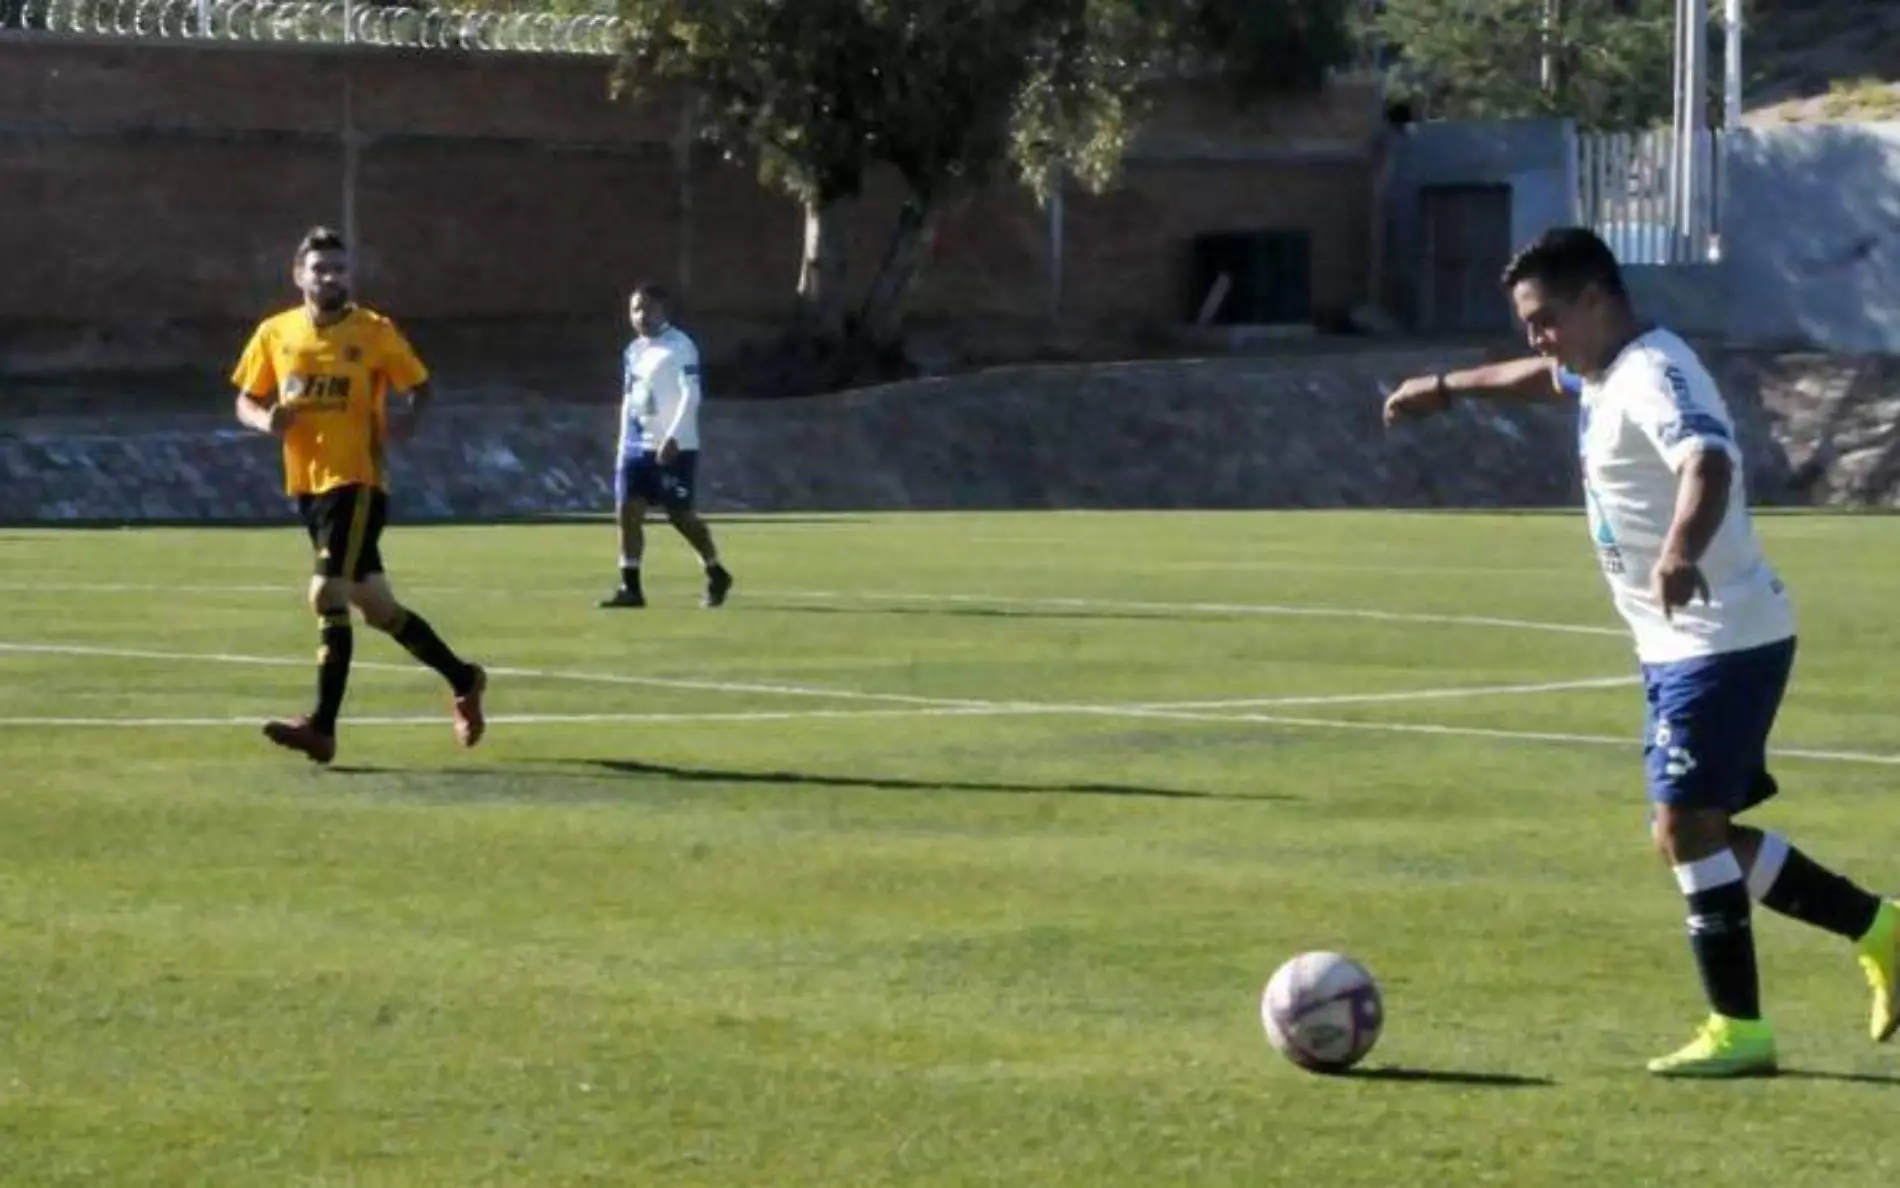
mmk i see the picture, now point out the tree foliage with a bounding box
[612,0,1356,375]
[1371,0,1694,130]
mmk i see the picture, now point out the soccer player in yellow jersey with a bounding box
[231,226,486,765]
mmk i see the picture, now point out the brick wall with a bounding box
[0,38,1384,372]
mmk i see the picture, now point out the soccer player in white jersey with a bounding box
[599,284,734,609]
[1383,226,1900,1077]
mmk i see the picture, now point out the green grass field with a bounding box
[6,510,1900,1185]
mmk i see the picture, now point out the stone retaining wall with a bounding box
[6,348,1891,524]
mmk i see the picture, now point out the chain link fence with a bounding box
[8,0,622,54]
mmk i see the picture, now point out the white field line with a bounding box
[3,638,1900,767]
[0,581,289,594]
[0,699,1895,768]
[0,581,1625,639]
[0,681,1630,725]
[0,640,1628,716]
[1133,675,1637,710]
[0,708,1001,728]
[1115,708,1900,769]
[1149,560,1575,576]
[0,641,994,709]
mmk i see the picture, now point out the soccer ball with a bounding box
[1260,951,1384,1073]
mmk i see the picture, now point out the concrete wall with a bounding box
[1384,118,1900,351]
[1722,123,1900,352]
[1623,266,1729,338]
[1381,118,1577,326]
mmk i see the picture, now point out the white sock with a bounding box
[1674,849,1747,894]
[1746,832,1791,902]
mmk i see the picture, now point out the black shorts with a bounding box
[297,484,388,581]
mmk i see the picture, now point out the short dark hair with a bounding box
[630,282,669,305]
[296,225,346,262]
[1500,226,1626,302]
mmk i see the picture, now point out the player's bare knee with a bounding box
[352,587,405,633]
[309,578,350,618]
[1651,805,1732,864]
[1726,823,1764,871]
[361,602,406,633]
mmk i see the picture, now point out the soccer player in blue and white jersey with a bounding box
[598,284,734,609]
[1384,226,1900,1078]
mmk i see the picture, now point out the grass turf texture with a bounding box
[4,510,1900,1185]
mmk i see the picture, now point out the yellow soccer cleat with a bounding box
[1646,1015,1778,1078]
[1854,899,1900,1042]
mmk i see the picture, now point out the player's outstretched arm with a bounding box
[1382,356,1567,427]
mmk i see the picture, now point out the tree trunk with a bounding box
[1539,0,1562,99]
[671,99,697,301]
[797,195,851,340]
[859,197,931,348]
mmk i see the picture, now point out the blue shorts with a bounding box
[1642,637,1796,812]
[615,450,698,511]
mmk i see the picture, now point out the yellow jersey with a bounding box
[231,305,430,496]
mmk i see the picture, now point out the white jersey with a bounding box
[618,325,703,456]
[1568,328,1793,664]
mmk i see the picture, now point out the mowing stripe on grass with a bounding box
[0,581,1625,638]
[768,589,1626,638]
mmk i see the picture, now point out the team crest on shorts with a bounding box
[1654,718,1698,778]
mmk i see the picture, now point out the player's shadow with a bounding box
[314,760,1243,802]
[312,759,1288,804]
[1778,1068,1900,1087]
[1341,1066,1554,1088]
[560,757,1241,801]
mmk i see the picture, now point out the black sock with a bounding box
[392,610,476,695]
[621,564,643,591]
[313,614,353,733]
[1685,876,1761,1021]
[1759,839,1883,941]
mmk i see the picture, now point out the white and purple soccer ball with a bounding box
[1260,951,1384,1073]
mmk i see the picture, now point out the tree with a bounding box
[1181,0,1362,101]
[1371,0,1694,129]
[614,0,882,338]
[615,0,1355,377]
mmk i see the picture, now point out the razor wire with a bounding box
[11,0,626,54]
